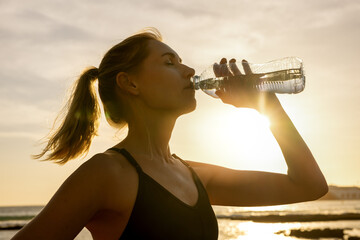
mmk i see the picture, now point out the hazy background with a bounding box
[1,0,359,206]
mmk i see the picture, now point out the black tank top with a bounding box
[109,148,218,240]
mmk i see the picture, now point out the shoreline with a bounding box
[216,213,360,222]
[2,213,360,231]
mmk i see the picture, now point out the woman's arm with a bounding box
[188,58,328,206]
[189,102,328,206]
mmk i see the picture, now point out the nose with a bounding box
[183,64,195,79]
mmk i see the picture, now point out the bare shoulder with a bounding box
[39,150,138,204]
[75,150,138,198]
[73,149,139,212]
[79,150,134,180]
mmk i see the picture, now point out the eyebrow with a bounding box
[161,52,182,63]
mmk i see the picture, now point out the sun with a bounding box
[194,107,287,173]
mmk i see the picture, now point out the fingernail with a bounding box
[229,58,236,63]
[220,58,227,64]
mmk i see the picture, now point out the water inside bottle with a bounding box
[194,68,305,96]
[256,68,305,93]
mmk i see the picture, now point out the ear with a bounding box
[116,72,139,95]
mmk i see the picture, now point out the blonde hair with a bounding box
[34,28,162,164]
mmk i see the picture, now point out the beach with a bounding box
[1,200,360,239]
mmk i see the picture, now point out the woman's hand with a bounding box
[214,58,280,113]
[189,59,328,207]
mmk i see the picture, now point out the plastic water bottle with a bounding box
[192,57,305,98]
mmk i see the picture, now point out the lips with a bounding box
[184,82,194,89]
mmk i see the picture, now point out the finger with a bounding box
[227,59,245,93]
[219,58,234,93]
[213,58,228,77]
[213,63,221,77]
[229,58,242,75]
[215,89,223,98]
[219,58,230,77]
[242,59,253,75]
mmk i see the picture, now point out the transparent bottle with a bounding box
[192,57,305,98]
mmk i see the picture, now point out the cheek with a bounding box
[140,79,183,109]
[148,88,183,109]
[138,65,195,111]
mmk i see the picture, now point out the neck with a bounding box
[121,110,177,163]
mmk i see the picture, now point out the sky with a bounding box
[1,0,359,206]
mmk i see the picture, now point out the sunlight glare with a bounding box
[233,221,301,240]
[194,107,287,173]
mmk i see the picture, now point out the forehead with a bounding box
[146,40,179,60]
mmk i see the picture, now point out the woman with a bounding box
[12,28,328,240]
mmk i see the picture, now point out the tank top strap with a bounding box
[108,148,143,173]
[172,154,197,178]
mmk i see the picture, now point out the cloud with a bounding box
[1,0,359,101]
[0,98,54,141]
[0,7,94,43]
[1,0,359,120]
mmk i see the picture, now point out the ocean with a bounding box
[1,200,359,240]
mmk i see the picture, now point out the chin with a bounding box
[179,98,197,115]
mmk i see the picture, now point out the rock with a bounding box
[277,228,345,239]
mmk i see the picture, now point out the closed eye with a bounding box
[162,52,182,65]
[166,59,174,65]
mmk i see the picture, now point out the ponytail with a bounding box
[35,27,163,164]
[34,67,101,164]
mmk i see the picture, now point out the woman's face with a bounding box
[134,40,196,115]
